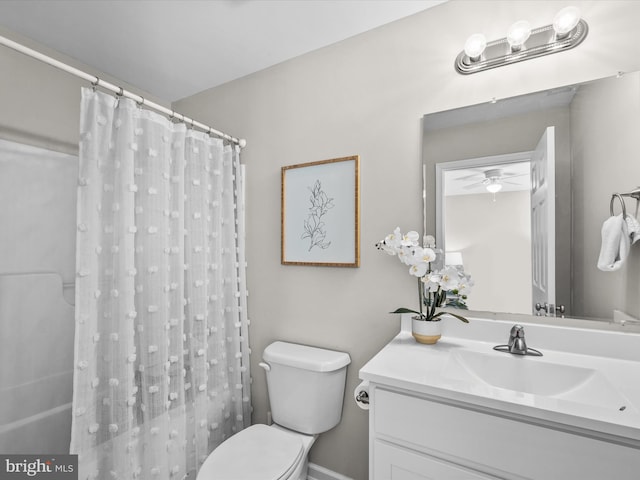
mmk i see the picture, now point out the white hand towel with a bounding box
[597,214,630,272]
[625,214,640,244]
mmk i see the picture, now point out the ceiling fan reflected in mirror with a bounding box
[457,167,529,194]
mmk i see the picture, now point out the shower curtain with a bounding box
[71,88,251,480]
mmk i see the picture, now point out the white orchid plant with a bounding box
[376,228,473,322]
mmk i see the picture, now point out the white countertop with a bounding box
[359,315,640,446]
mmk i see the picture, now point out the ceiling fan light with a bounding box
[486,182,502,193]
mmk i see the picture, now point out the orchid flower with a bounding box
[422,271,442,292]
[400,230,420,247]
[376,228,472,322]
[439,267,461,291]
[409,262,428,277]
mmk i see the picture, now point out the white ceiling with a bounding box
[0,0,446,102]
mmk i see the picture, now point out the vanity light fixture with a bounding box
[553,6,581,38]
[464,33,487,61]
[455,6,588,75]
[506,21,531,52]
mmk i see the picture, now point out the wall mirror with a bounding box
[422,70,640,324]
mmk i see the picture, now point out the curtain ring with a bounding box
[610,193,627,218]
[136,96,144,108]
[113,87,124,107]
[91,77,99,91]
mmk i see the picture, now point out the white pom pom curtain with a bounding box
[71,88,250,479]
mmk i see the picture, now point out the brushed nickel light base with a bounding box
[455,19,588,75]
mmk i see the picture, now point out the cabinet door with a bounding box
[374,441,496,480]
[374,388,640,479]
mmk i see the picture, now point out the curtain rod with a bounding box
[0,34,246,148]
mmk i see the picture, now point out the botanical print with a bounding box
[281,155,359,267]
[301,179,334,251]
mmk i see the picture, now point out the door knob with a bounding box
[534,303,566,316]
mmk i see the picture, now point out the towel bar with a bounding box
[610,193,627,218]
[610,187,640,218]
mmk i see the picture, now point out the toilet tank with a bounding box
[262,341,351,435]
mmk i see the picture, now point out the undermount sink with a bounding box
[450,350,594,396]
[447,349,631,410]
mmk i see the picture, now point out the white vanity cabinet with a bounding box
[361,320,640,480]
[369,385,640,480]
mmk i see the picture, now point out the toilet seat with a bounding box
[197,424,304,480]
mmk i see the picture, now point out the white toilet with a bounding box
[196,341,351,480]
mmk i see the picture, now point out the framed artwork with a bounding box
[281,155,360,267]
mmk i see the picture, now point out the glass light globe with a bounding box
[486,182,502,193]
[553,6,581,37]
[507,20,531,51]
[464,33,487,60]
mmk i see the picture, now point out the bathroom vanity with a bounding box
[359,316,640,479]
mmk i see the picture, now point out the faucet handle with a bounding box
[508,325,524,346]
[510,324,524,336]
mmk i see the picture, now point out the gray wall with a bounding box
[0,27,168,154]
[446,190,532,314]
[174,1,640,478]
[571,72,640,320]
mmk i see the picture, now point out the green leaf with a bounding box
[390,307,423,316]
[444,311,470,323]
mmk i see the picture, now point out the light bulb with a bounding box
[486,182,502,193]
[507,20,531,51]
[553,6,581,38]
[464,33,487,61]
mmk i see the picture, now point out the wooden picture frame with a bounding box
[281,155,360,267]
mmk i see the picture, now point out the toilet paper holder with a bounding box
[355,390,369,405]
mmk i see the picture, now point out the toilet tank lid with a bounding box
[263,341,351,372]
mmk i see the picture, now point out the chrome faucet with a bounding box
[508,325,528,354]
[494,324,543,356]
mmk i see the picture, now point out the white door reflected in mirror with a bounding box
[530,127,557,316]
[436,134,557,317]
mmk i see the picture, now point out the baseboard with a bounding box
[307,462,354,480]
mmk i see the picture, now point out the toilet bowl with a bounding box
[197,424,315,480]
[196,341,351,480]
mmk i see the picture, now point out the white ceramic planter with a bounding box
[412,317,442,344]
